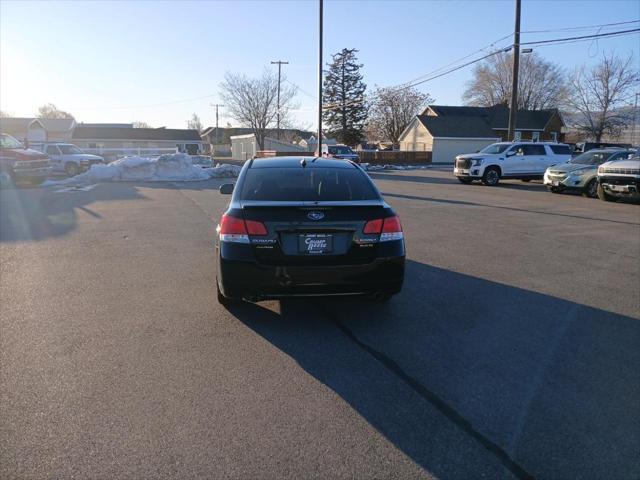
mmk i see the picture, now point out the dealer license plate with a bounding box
[298,233,333,254]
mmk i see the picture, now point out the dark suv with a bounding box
[0,134,51,187]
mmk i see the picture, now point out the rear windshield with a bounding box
[550,145,572,155]
[569,151,617,165]
[240,167,380,201]
[328,146,352,155]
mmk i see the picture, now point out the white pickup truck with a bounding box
[39,143,104,177]
[454,142,572,186]
[597,155,640,202]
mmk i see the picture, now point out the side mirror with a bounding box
[219,183,234,195]
[475,150,480,153]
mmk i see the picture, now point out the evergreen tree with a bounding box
[322,48,367,145]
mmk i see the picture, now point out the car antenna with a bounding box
[300,158,307,167]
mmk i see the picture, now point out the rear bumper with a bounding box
[217,252,405,300]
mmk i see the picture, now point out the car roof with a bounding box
[249,156,357,169]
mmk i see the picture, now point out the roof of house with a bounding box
[425,105,561,131]
[201,127,313,143]
[72,126,202,141]
[0,117,76,133]
[416,115,498,138]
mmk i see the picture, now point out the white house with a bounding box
[230,134,307,160]
[398,105,564,163]
[0,117,76,145]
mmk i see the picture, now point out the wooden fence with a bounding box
[256,150,432,165]
[357,151,432,164]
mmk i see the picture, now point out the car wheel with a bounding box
[0,170,14,189]
[457,177,473,184]
[548,186,563,194]
[481,167,500,186]
[65,162,80,177]
[521,179,531,182]
[584,179,598,198]
[597,183,616,202]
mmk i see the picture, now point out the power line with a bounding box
[521,19,639,34]
[520,28,640,46]
[70,93,217,111]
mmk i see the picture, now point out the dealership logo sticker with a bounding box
[307,211,325,221]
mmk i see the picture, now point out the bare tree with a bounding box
[132,121,152,128]
[37,103,74,119]
[187,113,203,132]
[463,52,567,110]
[566,53,639,142]
[220,69,297,150]
[368,86,433,143]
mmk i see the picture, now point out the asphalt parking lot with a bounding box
[1,168,639,479]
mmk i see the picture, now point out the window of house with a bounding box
[532,132,540,142]
[513,131,522,141]
[551,132,558,142]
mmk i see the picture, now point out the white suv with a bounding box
[454,142,572,186]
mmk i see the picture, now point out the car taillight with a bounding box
[363,216,403,242]
[363,218,383,234]
[245,219,267,235]
[218,214,267,243]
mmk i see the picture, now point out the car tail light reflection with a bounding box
[363,215,403,242]
[218,214,267,243]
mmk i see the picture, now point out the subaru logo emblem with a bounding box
[307,211,325,221]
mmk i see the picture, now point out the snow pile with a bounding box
[364,163,432,171]
[45,154,241,185]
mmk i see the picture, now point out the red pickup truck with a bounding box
[0,133,51,187]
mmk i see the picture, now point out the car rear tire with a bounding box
[65,162,80,177]
[584,179,598,198]
[457,177,473,184]
[597,183,616,202]
[481,167,500,186]
[0,170,14,189]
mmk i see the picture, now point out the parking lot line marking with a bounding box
[319,306,535,480]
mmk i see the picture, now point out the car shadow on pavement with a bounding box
[228,259,640,479]
[0,183,148,243]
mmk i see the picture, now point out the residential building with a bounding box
[72,125,204,155]
[0,117,76,145]
[399,105,565,163]
[230,134,307,160]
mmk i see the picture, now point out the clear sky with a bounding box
[1,0,638,129]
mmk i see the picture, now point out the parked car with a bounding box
[215,156,404,304]
[0,133,51,188]
[543,149,634,197]
[320,144,360,163]
[453,142,572,186]
[596,154,640,202]
[575,142,631,154]
[40,143,104,176]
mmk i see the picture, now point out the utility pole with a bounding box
[317,0,323,155]
[507,0,521,141]
[632,92,639,146]
[209,103,224,148]
[271,60,289,140]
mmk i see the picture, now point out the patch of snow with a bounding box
[44,154,241,186]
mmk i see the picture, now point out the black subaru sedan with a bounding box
[215,157,405,304]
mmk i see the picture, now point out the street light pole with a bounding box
[270,60,289,140]
[507,0,521,141]
[318,0,323,155]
